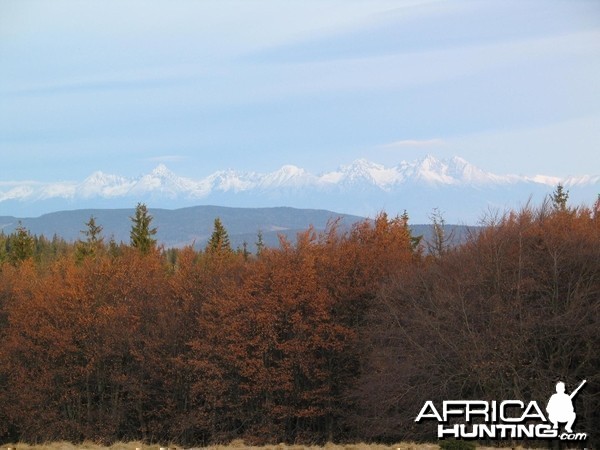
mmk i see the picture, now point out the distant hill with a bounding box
[0,205,473,252]
[0,206,364,251]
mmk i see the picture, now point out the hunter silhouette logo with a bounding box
[415,379,588,441]
[547,379,586,433]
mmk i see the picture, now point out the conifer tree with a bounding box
[551,183,569,211]
[239,241,250,260]
[255,229,265,256]
[9,222,34,265]
[130,203,157,254]
[206,217,231,253]
[0,232,7,263]
[401,209,422,251]
[76,215,104,260]
[108,236,121,258]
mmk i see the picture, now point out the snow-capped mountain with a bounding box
[80,171,134,198]
[1,156,598,223]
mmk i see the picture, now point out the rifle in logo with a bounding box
[546,379,586,433]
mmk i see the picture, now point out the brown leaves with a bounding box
[1,206,596,444]
[353,205,600,441]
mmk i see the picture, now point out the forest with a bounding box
[0,193,598,446]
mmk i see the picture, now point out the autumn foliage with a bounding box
[0,204,598,445]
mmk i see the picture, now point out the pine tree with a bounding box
[108,236,121,258]
[551,184,569,211]
[206,217,231,253]
[238,241,250,260]
[9,222,34,265]
[130,203,157,254]
[255,229,265,256]
[0,232,7,263]
[76,215,104,260]
[401,210,422,251]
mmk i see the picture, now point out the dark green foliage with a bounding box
[401,209,423,251]
[76,215,104,261]
[206,217,231,253]
[8,222,34,265]
[551,183,569,211]
[130,203,157,254]
[255,229,265,256]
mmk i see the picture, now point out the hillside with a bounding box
[0,205,472,251]
[0,206,365,250]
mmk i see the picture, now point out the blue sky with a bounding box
[1,0,599,183]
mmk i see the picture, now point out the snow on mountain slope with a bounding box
[329,159,401,188]
[3,155,598,200]
[80,171,134,198]
[0,156,597,220]
[258,165,317,189]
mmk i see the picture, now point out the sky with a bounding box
[1,0,599,183]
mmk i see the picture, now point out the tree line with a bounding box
[0,194,598,445]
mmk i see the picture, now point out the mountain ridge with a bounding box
[1,155,598,222]
[0,205,475,252]
[0,205,366,250]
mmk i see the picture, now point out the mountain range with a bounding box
[2,156,598,223]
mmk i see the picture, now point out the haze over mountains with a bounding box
[1,155,598,223]
[0,206,371,250]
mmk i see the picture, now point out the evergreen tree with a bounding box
[255,229,265,256]
[206,217,231,253]
[108,236,121,258]
[76,215,104,260]
[551,183,569,211]
[9,222,34,265]
[401,209,422,251]
[130,203,157,254]
[0,232,8,263]
[165,247,179,270]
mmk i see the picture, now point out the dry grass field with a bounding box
[0,442,531,450]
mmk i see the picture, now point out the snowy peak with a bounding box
[260,165,315,188]
[410,155,456,184]
[396,155,502,185]
[335,159,398,188]
[80,171,133,198]
[132,164,211,198]
[208,169,256,192]
[0,157,597,208]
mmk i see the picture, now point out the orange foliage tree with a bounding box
[354,204,600,442]
[2,204,596,445]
